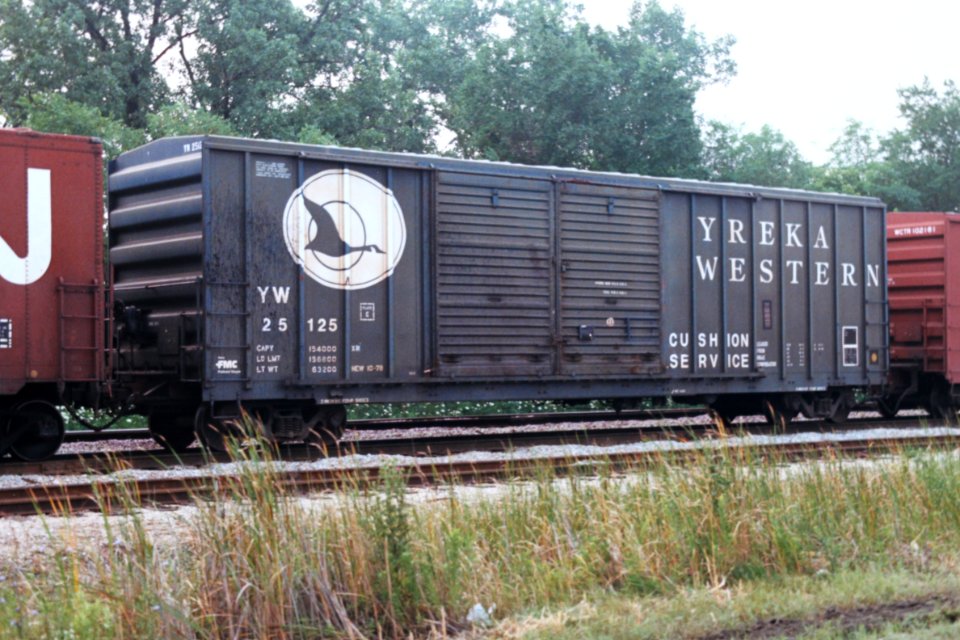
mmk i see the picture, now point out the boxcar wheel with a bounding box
[195,407,230,453]
[7,401,65,461]
[306,405,347,448]
[925,386,955,421]
[149,411,196,452]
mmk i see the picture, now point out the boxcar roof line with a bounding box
[109,134,884,208]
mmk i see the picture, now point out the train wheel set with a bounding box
[0,129,957,459]
[0,401,65,461]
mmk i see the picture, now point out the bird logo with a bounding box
[283,169,406,290]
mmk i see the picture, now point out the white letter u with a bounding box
[0,168,52,285]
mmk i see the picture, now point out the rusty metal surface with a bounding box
[887,212,960,382]
[0,129,104,397]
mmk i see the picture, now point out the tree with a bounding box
[810,120,920,208]
[0,0,437,150]
[292,0,439,152]
[20,93,144,158]
[594,1,735,176]
[1,0,737,165]
[426,0,733,175]
[183,0,311,138]
[701,122,812,188]
[443,0,612,165]
[0,0,195,129]
[881,79,960,211]
[20,94,236,158]
[145,102,237,139]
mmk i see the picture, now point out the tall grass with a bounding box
[1,443,960,638]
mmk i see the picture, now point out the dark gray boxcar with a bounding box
[108,136,886,430]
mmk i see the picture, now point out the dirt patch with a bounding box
[697,594,960,640]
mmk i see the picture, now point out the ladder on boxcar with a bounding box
[57,279,103,385]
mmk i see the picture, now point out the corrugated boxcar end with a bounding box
[885,212,960,416]
[108,135,205,390]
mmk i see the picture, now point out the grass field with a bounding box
[0,440,959,638]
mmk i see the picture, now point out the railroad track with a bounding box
[13,422,710,477]
[16,410,954,481]
[2,419,959,516]
[61,406,708,443]
[27,411,947,478]
[60,404,930,444]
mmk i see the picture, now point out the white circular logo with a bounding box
[282,169,406,290]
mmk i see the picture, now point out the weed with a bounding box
[5,439,960,638]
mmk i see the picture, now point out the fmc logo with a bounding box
[282,169,406,290]
[0,168,51,285]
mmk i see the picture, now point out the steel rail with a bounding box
[2,430,959,516]
[60,406,932,443]
[62,407,709,443]
[24,413,960,478]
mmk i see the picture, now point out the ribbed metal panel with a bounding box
[110,183,203,299]
[108,148,203,370]
[435,172,553,376]
[887,213,953,375]
[558,182,661,374]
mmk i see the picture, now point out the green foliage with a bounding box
[0,0,439,152]
[293,0,439,152]
[18,94,236,158]
[433,0,733,175]
[8,445,960,637]
[442,0,615,166]
[296,125,339,146]
[882,79,960,211]
[145,102,237,138]
[0,0,193,129]
[596,1,735,176]
[186,0,309,138]
[517,568,960,639]
[4,585,118,638]
[60,406,146,432]
[702,121,813,188]
[21,93,145,157]
[698,80,960,208]
[810,120,921,206]
[6,0,959,212]
[363,466,422,632]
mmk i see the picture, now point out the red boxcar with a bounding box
[0,129,104,459]
[885,211,960,416]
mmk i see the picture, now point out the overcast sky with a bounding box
[581,0,959,164]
